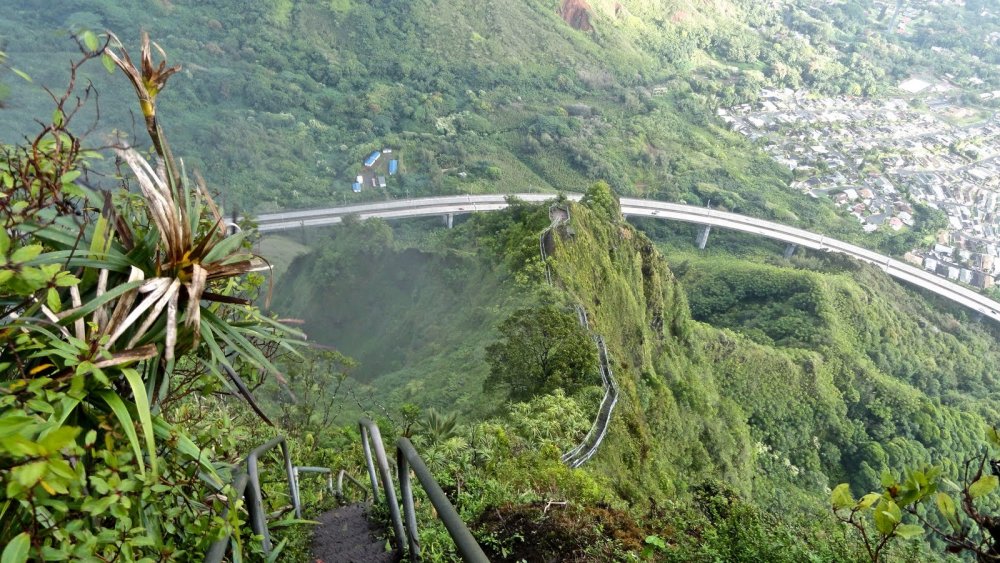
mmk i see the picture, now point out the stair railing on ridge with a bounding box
[359,418,488,562]
[396,437,489,562]
[204,437,354,562]
[540,204,619,468]
[336,468,372,503]
[204,436,298,561]
[294,466,336,505]
[359,418,407,552]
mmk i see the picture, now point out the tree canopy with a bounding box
[485,305,598,402]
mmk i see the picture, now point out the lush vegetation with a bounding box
[7,1,1000,561]
[0,0,927,246]
[0,37,327,560]
[264,182,1000,560]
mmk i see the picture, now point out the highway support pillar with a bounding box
[696,225,711,250]
[444,213,454,229]
[784,243,797,259]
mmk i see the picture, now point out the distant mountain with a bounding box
[0,0,846,235]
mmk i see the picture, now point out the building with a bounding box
[364,150,381,167]
[377,176,387,189]
[389,160,398,175]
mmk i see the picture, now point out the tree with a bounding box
[484,306,598,402]
[581,181,621,222]
[834,425,1000,562]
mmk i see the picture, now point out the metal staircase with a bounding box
[540,204,620,469]
[203,419,488,562]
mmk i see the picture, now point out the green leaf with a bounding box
[265,538,287,563]
[969,475,998,499]
[831,483,854,510]
[89,214,111,259]
[10,67,31,82]
[10,245,42,264]
[644,535,667,550]
[152,417,222,487]
[80,30,99,52]
[894,524,924,540]
[880,469,896,488]
[0,415,34,438]
[1,531,30,563]
[0,227,9,255]
[986,426,1000,448]
[202,231,245,264]
[201,307,282,378]
[46,288,61,313]
[268,518,319,529]
[101,54,116,74]
[934,493,959,528]
[97,391,145,478]
[38,426,79,454]
[52,109,63,128]
[54,273,79,287]
[873,500,901,536]
[122,368,158,476]
[936,492,957,521]
[81,494,115,516]
[855,493,881,510]
[12,460,47,488]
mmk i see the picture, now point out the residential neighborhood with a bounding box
[722,86,1000,290]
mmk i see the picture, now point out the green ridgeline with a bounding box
[268,190,1000,559]
[1,0,908,246]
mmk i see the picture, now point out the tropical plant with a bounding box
[0,33,301,560]
[833,425,1000,562]
[420,408,459,443]
[484,305,597,402]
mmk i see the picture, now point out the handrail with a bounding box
[336,469,371,503]
[541,204,619,468]
[396,438,489,562]
[359,418,406,552]
[564,336,619,468]
[204,470,249,562]
[205,439,343,561]
[245,436,299,555]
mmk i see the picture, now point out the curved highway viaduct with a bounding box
[253,194,1000,323]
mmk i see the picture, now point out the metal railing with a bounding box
[294,466,334,513]
[396,438,489,562]
[245,437,299,554]
[562,335,619,468]
[540,204,619,468]
[358,419,488,562]
[203,436,363,562]
[336,469,371,503]
[204,471,250,563]
[359,418,407,552]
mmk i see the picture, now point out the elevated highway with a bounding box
[253,194,1000,323]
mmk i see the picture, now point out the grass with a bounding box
[256,234,311,283]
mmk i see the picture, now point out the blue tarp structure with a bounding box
[388,159,398,175]
[352,182,362,193]
[364,150,381,167]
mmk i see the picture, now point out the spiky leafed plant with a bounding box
[0,34,300,557]
[27,32,299,405]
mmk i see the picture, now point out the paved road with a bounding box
[253,194,1000,323]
